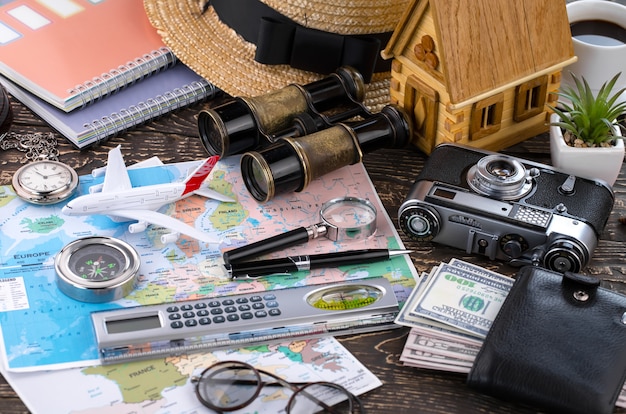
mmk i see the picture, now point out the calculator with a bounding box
[91,277,399,364]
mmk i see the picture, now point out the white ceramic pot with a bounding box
[549,113,624,186]
[563,0,626,104]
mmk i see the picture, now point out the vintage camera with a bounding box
[398,144,615,273]
[198,66,369,157]
[241,104,412,202]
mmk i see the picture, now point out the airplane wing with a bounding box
[108,209,224,244]
[102,145,133,193]
[92,155,163,177]
[193,187,236,202]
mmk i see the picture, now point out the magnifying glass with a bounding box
[223,196,377,264]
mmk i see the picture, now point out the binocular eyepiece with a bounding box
[241,104,413,202]
[198,66,367,157]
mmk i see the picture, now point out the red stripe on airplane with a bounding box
[182,155,220,195]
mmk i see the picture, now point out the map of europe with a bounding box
[0,156,417,372]
[5,336,382,414]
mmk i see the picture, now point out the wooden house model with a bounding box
[381,0,576,154]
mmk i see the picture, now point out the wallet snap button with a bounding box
[573,290,589,302]
[622,312,626,325]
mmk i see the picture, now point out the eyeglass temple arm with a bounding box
[229,375,341,413]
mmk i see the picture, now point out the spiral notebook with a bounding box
[1,64,220,149]
[0,0,176,112]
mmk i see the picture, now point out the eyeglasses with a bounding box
[191,360,367,413]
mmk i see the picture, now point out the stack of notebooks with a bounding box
[0,0,220,148]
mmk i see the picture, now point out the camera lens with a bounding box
[467,155,533,200]
[487,160,516,178]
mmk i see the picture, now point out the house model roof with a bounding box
[383,0,575,104]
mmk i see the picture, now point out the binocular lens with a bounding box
[198,99,261,157]
[241,144,303,202]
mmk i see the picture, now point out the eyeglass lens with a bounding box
[287,382,357,413]
[196,363,261,411]
[195,361,361,413]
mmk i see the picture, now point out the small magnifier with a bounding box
[223,196,377,264]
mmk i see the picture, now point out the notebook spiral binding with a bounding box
[69,47,178,109]
[85,80,219,146]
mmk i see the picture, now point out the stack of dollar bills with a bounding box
[395,259,512,373]
[396,258,626,408]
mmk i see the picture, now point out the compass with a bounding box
[305,282,384,311]
[12,159,78,205]
[55,236,140,303]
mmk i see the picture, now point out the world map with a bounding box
[0,156,417,372]
[4,336,382,414]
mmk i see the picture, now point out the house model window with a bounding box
[470,93,504,141]
[514,75,549,122]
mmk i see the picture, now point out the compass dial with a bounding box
[305,283,384,310]
[68,244,127,281]
[55,236,140,303]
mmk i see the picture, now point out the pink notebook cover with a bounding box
[0,0,175,111]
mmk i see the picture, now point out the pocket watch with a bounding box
[12,159,79,204]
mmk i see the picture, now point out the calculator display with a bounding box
[105,313,162,334]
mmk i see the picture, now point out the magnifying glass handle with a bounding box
[223,224,327,264]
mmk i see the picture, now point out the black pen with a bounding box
[225,249,412,279]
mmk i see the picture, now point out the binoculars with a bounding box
[198,66,369,157]
[241,104,412,202]
[197,66,413,202]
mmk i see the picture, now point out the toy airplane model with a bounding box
[62,145,234,244]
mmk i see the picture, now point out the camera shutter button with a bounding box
[559,175,577,195]
[556,203,568,213]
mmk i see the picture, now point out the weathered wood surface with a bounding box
[1,93,625,413]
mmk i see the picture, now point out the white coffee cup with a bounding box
[562,0,626,103]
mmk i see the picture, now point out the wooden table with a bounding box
[1,93,625,414]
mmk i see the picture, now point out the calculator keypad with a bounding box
[166,293,281,329]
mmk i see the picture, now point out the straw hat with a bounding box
[143,0,409,111]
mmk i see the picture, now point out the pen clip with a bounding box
[233,272,292,280]
[225,263,291,280]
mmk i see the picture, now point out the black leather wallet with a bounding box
[467,266,626,414]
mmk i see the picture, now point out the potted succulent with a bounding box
[549,72,626,186]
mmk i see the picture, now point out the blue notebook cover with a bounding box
[0,64,220,148]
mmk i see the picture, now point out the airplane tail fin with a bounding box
[182,155,220,196]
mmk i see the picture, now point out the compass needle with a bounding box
[55,237,140,303]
